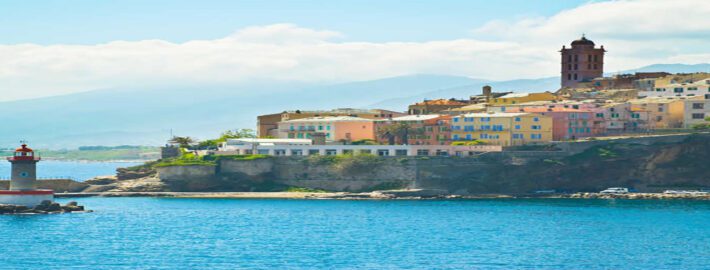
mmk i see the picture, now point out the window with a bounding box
[395,150,408,156]
[452,126,461,131]
[416,149,429,156]
[531,134,542,139]
[658,107,664,112]
[463,125,474,131]
[594,55,598,62]
[480,117,490,122]
[512,134,523,139]
[377,150,390,156]
[452,134,459,140]
[492,125,504,131]
[631,113,640,119]
[568,64,572,70]
[568,74,572,80]
[515,117,521,122]
[308,149,320,155]
[533,117,539,122]
[655,88,664,92]
[326,126,331,130]
[588,55,592,62]
[574,74,578,80]
[574,55,578,61]
[692,113,705,119]
[465,134,472,140]
[574,64,578,70]
[531,125,541,130]
[688,87,698,91]
[593,64,597,69]
[480,125,491,131]
[611,113,619,118]
[291,150,303,156]
[480,134,489,139]
[515,125,521,130]
[693,103,704,109]
[674,87,683,93]
[453,118,459,122]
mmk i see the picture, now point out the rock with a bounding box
[66,201,78,206]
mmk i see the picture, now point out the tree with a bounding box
[195,129,258,150]
[169,136,196,148]
[376,122,422,145]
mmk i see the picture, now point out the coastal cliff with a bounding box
[143,133,709,194]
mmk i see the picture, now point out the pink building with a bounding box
[508,107,605,140]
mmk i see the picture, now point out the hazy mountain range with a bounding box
[1,63,707,148]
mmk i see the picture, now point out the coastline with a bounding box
[54,191,710,200]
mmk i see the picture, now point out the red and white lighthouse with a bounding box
[0,144,54,207]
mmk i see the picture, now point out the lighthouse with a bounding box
[0,144,54,207]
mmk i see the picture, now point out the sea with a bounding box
[0,160,141,181]
[0,197,708,269]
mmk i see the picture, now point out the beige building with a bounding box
[628,98,685,129]
[681,98,710,128]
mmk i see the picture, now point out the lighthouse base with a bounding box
[0,190,54,207]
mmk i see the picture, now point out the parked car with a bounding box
[600,187,629,194]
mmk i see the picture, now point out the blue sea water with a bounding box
[0,160,141,181]
[0,198,708,269]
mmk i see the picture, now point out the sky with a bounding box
[1,0,709,101]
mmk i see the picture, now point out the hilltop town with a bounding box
[225,36,710,157]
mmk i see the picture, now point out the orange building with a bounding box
[276,116,375,142]
[258,108,404,137]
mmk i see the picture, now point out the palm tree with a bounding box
[169,136,196,148]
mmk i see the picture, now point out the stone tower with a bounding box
[8,144,39,190]
[560,35,605,88]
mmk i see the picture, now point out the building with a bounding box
[277,116,376,142]
[407,99,468,115]
[505,107,604,141]
[560,35,605,88]
[374,114,451,145]
[441,104,487,115]
[218,141,501,157]
[628,98,685,129]
[597,103,649,133]
[654,73,710,87]
[488,92,557,105]
[0,144,54,207]
[450,112,553,146]
[468,85,512,104]
[638,79,710,98]
[680,98,710,128]
[257,108,405,137]
[589,72,670,90]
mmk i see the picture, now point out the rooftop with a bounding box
[282,116,373,123]
[382,114,443,122]
[413,99,467,106]
[458,112,531,118]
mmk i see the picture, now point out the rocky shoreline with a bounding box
[0,200,91,215]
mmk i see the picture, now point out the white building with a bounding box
[638,79,710,98]
[217,140,501,157]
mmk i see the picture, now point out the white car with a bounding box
[600,187,629,194]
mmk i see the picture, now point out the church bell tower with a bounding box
[560,35,605,88]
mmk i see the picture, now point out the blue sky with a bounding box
[0,0,709,101]
[0,0,588,44]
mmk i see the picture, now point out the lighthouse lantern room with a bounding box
[0,144,54,207]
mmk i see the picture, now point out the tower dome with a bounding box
[571,35,595,46]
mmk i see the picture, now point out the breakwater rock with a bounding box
[0,200,91,215]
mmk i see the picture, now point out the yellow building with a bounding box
[628,98,685,129]
[489,92,557,105]
[450,112,553,146]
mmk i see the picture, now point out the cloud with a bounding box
[1,0,709,101]
[0,25,549,101]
